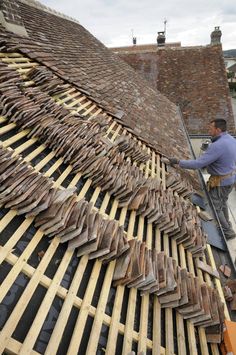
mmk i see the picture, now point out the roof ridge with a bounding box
[19,0,80,24]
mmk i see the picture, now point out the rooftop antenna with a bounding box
[164,18,167,36]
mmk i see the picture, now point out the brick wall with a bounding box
[116,45,235,135]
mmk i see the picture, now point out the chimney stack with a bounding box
[0,0,28,36]
[157,31,166,47]
[210,26,222,45]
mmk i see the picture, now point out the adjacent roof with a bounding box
[228,63,236,73]
[0,0,195,161]
[113,44,235,135]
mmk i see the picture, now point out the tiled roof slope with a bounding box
[114,45,235,135]
[0,0,193,160]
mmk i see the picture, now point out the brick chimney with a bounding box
[210,26,222,45]
[0,0,28,36]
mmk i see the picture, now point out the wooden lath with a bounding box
[0,51,153,166]
[0,52,229,355]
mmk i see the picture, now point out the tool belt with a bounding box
[207,169,236,191]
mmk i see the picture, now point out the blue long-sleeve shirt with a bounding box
[179,132,236,186]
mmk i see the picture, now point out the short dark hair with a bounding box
[210,119,227,132]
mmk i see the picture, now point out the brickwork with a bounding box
[0,0,24,27]
[116,45,235,135]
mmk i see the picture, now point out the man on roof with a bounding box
[167,118,236,240]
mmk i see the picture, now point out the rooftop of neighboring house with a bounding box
[111,28,236,136]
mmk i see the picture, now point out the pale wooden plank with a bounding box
[33,151,56,171]
[0,116,7,123]
[105,285,125,354]
[172,240,186,355]
[67,258,102,355]
[164,236,174,355]
[18,68,35,74]
[153,296,164,355]
[211,343,220,355]
[138,295,149,353]
[0,123,16,135]
[83,104,97,116]
[198,327,209,355]
[105,210,136,354]
[43,157,64,177]
[65,94,86,108]
[8,62,38,69]
[54,88,76,103]
[0,225,43,304]
[186,253,207,354]
[67,179,117,354]
[87,205,126,353]
[24,145,47,162]
[2,130,29,148]
[13,137,38,156]
[72,100,92,113]
[110,124,121,141]
[19,249,74,354]
[0,210,18,234]
[122,156,149,354]
[45,255,88,354]
[0,238,60,354]
[0,217,33,264]
[6,337,39,355]
[86,260,116,354]
[90,108,103,117]
[105,121,116,136]
[4,250,153,347]
[153,152,163,355]
[179,242,198,355]
[0,52,22,58]
[2,57,32,63]
[206,244,230,320]
[122,288,138,355]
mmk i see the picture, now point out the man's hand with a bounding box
[161,157,179,166]
[169,158,179,166]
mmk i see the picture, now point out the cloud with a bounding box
[40,0,235,49]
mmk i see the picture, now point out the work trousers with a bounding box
[209,185,235,238]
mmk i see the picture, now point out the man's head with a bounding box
[208,119,227,137]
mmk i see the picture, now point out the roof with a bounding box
[0,0,195,162]
[113,44,236,135]
[0,1,232,354]
[228,63,236,73]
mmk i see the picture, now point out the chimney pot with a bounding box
[157,31,165,46]
[210,26,222,45]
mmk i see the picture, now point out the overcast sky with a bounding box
[40,0,236,50]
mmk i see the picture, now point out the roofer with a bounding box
[167,118,236,240]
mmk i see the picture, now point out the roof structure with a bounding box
[0,1,234,354]
[112,43,236,135]
[0,0,196,161]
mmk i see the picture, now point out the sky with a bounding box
[40,0,236,50]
